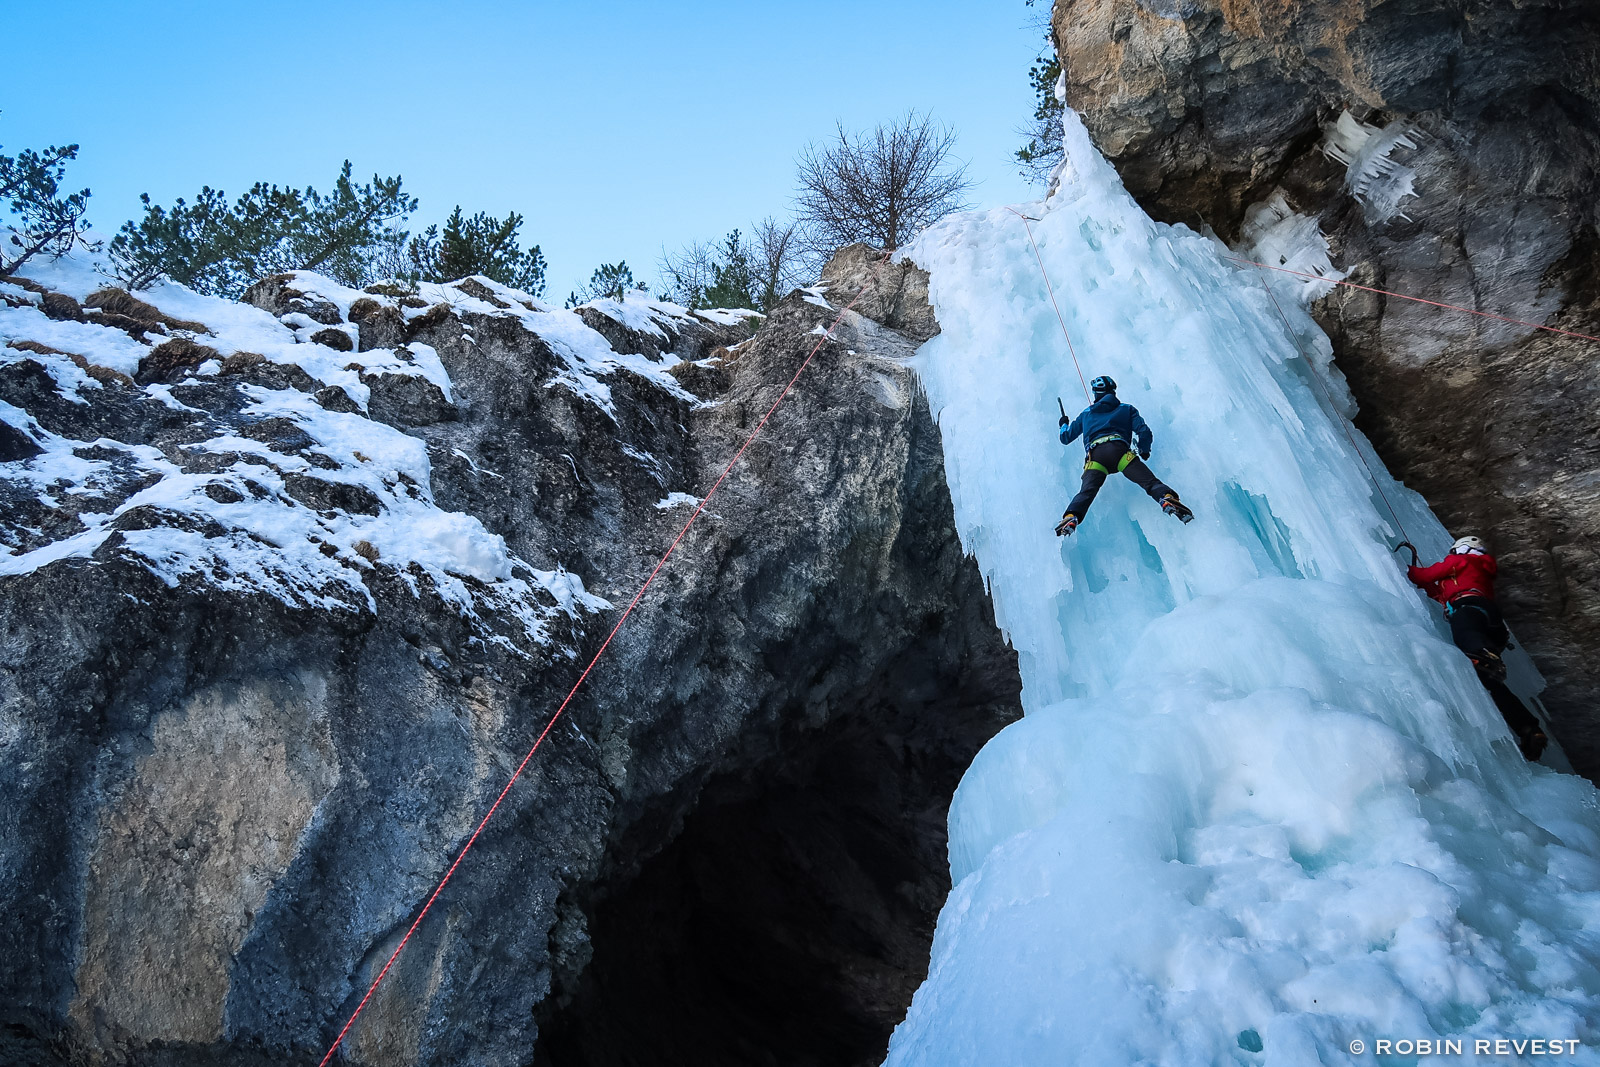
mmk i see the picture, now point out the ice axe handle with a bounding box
[1058,397,1067,419]
[1394,540,1419,567]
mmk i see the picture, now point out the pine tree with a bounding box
[109,163,416,295]
[1016,4,1064,185]
[659,220,801,312]
[566,261,643,307]
[406,207,547,295]
[1,136,93,278]
[699,230,755,309]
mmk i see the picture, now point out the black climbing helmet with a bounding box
[1091,375,1116,398]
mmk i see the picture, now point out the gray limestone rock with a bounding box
[0,248,1018,1066]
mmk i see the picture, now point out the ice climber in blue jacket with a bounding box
[1055,375,1193,536]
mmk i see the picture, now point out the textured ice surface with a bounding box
[886,111,1600,1066]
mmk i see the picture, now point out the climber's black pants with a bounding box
[1066,441,1174,519]
[1447,596,1538,738]
[1446,596,1509,659]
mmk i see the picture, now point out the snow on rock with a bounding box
[0,307,151,379]
[0,255,753,648]
[689,306,763,327]
[800,284,833,309]
[887,109,1600,1065]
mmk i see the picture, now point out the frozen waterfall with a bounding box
[884,113,1600,1065]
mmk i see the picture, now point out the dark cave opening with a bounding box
[535,704,998,1067]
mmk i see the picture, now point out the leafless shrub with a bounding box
[794,112,972,261]
[750,216,807,305]
[658,217,807,311]
[658,238,718,307]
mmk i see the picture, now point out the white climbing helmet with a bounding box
[1451,535,1488,555]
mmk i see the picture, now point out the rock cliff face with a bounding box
[1053,0,1600,775]
[0,248,1020,1065]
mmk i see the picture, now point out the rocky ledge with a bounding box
[0,246,1020,1065]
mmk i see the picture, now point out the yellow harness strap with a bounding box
[1085,451,1136,475]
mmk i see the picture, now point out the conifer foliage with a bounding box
[1015,45,1064,184]
[109,162,416,296]
[406,207,547,295]
[1015,1,1064,185]
[0,135,92,278]
[565,262,644,307]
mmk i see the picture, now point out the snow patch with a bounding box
[692,307,762,327]
[0,304,151,376]
[799,285,833,309]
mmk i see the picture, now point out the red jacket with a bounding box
[1408,551,1497,605]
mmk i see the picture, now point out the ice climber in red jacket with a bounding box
[1407,535,1547,760]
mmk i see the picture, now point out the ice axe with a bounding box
[1057,397,1067,425]
[1393,540,1419,567]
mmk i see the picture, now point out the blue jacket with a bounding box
[1060,392,1152,454]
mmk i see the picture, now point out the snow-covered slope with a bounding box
[886,112,1600,1064]
[0,258,741,647]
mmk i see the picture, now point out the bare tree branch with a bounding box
[658,238,719,306]
[794,111,971,262]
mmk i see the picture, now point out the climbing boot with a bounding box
[1055,511,1080,537]
[1470,650,1508,684]
[1160,494,1194,524]
[1518,727,1548,762]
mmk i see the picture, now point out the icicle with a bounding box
[1320,110,1422,222]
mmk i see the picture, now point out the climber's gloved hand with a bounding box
[1059,415,1071,427]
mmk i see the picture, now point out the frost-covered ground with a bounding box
[886,113,1600,1065]
[0,254,741,652]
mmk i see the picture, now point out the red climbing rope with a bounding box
[1227,256,1600,345]
[315,254,891,1067]
[1253,266,1413,543]
[1008,207,1091,400]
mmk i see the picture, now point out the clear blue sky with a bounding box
[8,1,1047,296]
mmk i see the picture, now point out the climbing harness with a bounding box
[1085,449,1137,475]
[314,253,894,1067]
[1445,597,1495,620]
